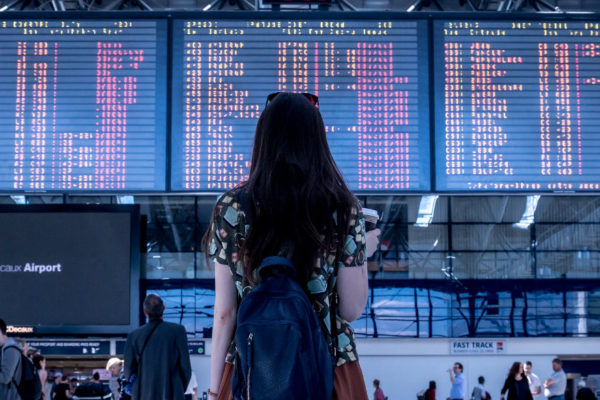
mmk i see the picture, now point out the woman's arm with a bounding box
[337,263,368,322]
[500,378,511,397]
[39,370,47,399]
[337,228,380,322]
[209,261,238,398]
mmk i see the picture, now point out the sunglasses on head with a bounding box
[266,92,319,108]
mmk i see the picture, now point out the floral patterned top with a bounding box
[208,188,367,367]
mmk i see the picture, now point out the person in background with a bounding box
[426,381,437,400]
[524,361,542,400]
[576,380,597,400]
[544,358,567,400]
[472,376,487,400]
[124,294,191,400]
[27,347,41,359]
[501,362,533,400]
[448,362,467,400]
[49,371,63,400]
[15,338,29,357]
[91,372,104,394]
[106,357,123,400]
[373,379,385,400]
[33,354,48,400]
[184,371,198,400]
[53,375,72,400]
[68,378,78,395]
[0,318,23,400]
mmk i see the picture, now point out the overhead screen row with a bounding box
[1,16,599,192]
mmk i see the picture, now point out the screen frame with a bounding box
[0,12,599,195]
[0,12,169,194]
[169,11,433,193]
[0,203,140,335]
[428,12,600,194]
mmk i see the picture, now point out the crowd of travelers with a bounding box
[413,359,597,400]
[2,309,599,400]
[0,318,126,400]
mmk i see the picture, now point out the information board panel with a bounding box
[0,18,167,191]
[0,205,140,335]
[434,19,600,191]
[172,17,431,192]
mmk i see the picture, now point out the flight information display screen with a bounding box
[434,19,600,192]
[0,19,167,191]
[171,18,430,192]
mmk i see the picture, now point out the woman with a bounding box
[425,380,436,400]
[373,379,385,400]
[33,354,47,400]
[501,362,534,400]
[205,92,380,400]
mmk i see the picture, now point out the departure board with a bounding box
[0,19,167,191]
[171,18,430,192]
[434,20,600,192]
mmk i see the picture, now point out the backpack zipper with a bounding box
[247,332,254,400]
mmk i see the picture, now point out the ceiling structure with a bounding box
[0,0,597,12]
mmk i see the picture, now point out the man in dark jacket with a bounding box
[124,294,192,400]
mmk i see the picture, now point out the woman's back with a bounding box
[206,92,372,400]
[208,186,366,366]
[425,388,436,400]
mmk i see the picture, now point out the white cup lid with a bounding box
[362,207,379,220]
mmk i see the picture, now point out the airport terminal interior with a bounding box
[0,0,599,399]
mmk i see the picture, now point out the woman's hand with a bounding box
[366,228,381,258]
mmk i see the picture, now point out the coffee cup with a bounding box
[362,207,379,231]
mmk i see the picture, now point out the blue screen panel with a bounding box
[434,20,600,192]
[0,18,167,191]
[171,17,431,192]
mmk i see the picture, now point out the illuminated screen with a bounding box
[434,20,600,191]
[0,205,139,334]
[172,18,430,192]
[0,19,167,191]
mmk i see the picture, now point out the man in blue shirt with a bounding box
[448,362,467,400]
[544,358,567,400]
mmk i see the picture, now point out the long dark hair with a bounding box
[236,93,356,287]
[33,354,45,370]
[508,362,524,379]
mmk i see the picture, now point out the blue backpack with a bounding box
[231,256,335,400]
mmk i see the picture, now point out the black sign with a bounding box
[188,340,205,355]
[115,339,127,355]
[28,340,111,356]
